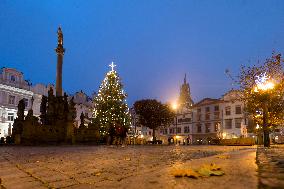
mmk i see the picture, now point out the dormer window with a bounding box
[10,75,16,82]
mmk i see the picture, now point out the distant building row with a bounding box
[131,75,250,144]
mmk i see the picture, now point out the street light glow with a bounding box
[172,101,178,110]
[254,73,275,92]
[256,124,260,129]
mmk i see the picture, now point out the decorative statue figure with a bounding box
[40,95,47,124]
[80,112,85,128]
[47,87,55,124]
[68,97,76,121]
[17,99,25,120]
[57,27,63,46]
[63,93,69,119]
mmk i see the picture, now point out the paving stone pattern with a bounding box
[0,145,255,189]
[257,145,284,189]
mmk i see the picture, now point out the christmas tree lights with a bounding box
[92,62,131,139]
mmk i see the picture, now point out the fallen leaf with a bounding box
[184,169,200,178]
[172,163,224,178]
[198,167,211,177]
[202,163,221,171]
[171,169,186,177]
[198,164,224,177]
[209,170,224,176]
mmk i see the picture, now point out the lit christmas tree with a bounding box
[93,62,131,142]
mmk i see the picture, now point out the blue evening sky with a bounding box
[1,0,284,105]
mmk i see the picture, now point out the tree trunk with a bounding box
[263,102,270,147]
[152,129,156,144]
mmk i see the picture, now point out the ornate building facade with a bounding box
[0,68,33,138]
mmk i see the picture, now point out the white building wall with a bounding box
[0,68,33,138]
[221,90,247,139]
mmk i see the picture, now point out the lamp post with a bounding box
[254,73,275,147]
[172,102,178,144]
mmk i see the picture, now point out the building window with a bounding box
[197,124,202,133]
[178,118,192,123]
[225,106,231,115]
[235,105,242,114]
[205,123,211,133]
[8,113,14,121]
[163,129,168,134]
[8,95,15,105]
[169,128,175,134]
[225,119,232,129]
[197,108,201,113]
[184,126,190,133]
[205,113,210,120]
[177,127,181,134]
[10,75,16,82]
[214,112,219,119]
[214,105,219,111]
[235,118,242,128]
[205,107,210,112]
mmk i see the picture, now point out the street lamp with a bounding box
[254,73,275,147]
[171,101,179,144]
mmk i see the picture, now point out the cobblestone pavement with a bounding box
[257,145,284,189]
[0,145,257,189]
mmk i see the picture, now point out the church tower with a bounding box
[55,27,65,97]
[178,74,194,109]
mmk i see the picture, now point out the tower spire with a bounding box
[184,73,187,84]
[55,26,65,97]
